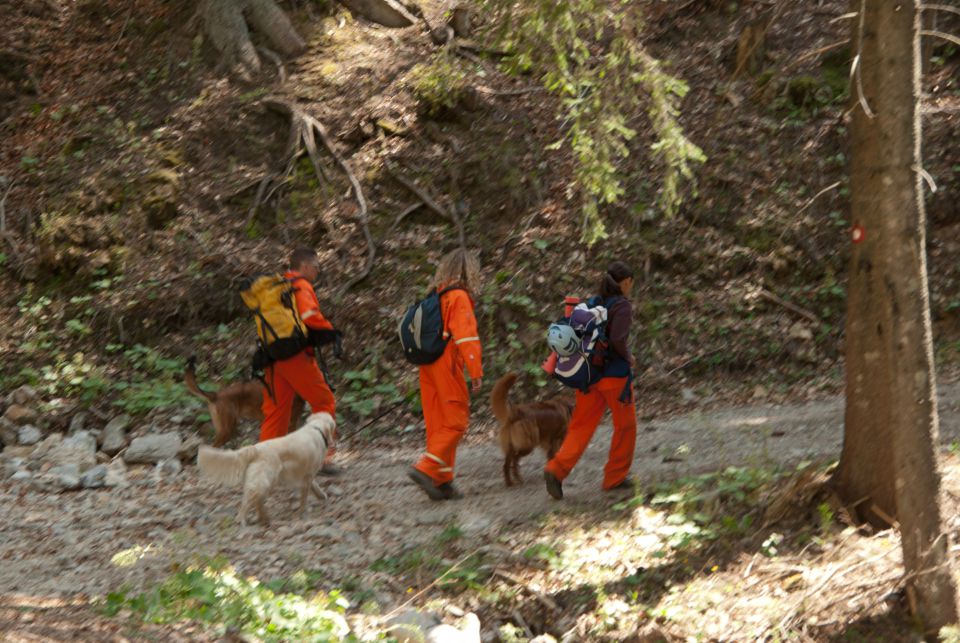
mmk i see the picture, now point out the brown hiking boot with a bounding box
[544,471,563,500]
[407,467,448,501]
[606,476,634,492]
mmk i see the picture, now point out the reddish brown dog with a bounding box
[491,372,574,487]
[185,357,303,447]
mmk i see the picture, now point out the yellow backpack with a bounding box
[240,274,308,362]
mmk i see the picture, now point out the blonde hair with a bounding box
[431,248,480,294]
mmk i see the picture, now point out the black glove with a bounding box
[332,332,344,359]
[308,328,341,347]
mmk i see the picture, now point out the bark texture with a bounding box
[201,0,306,77]
[833,0,958,635]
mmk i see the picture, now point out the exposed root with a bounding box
[262,99,375,295]
[201,0,305,79]
[386,166,465,250]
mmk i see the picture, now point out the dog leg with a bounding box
[238,492,250,527]
[255,494,270,527]
[298,482,310,515]
[503,452,514,487]
[311,479,328,501]
[513,456,523,485]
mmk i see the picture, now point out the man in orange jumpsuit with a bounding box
[408,250,483,501]
[259,247,337,451]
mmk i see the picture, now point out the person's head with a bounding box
[599,260,635,298]
[432,248,480,293]
[289,246,321,282]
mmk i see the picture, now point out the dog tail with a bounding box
[197,444,257,486]
[490,372,519,424]
[184,356,217,402]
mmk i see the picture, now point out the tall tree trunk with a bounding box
[833,0,958,635]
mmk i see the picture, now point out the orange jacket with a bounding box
[286,271,333,332]
[440,287,483,380]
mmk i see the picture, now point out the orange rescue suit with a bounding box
[259,271,337,442]
[413,287,483,486]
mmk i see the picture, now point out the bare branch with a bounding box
[386,166,465,249]
[921,4,960,18]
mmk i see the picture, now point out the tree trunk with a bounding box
[201,0,306,78]
[833,0,958,636]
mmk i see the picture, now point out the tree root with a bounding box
[262,99,375,295]
[201,0,305,80]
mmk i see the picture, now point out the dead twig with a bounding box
[758,288,819,325]
[390,201,424,230]
[492,569,560,613]
[922,3,960,18]
[110,1,134,52]
[796,181,842,216]
[387,166,465,250]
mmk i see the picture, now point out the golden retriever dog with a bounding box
[491,373,574,487]
[185,357,304,447]
[197,412,336,527]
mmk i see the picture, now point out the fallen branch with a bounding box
[796,180,842,216]
[758,288,819,325]
[920,29,960,48]
[387,166,465,249]
[492,569,560,613]
[922,3,960,18]
[390,201,424,230]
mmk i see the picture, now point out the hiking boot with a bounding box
[544,471,563,500]
[438,482,463,500]
[407,467,448,501]
[319,463,344,477]
[606,476,634,492]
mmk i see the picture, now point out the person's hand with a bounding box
[472,377,482,393]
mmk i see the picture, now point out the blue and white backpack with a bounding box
[548,298,610,391]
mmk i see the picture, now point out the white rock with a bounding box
[47,464,82,491]
[47,431,97,473]
[18,425,42,446]
[11,470,32,483]
[426,613,481,643]
[124,433,182,464]
[680,387,697,403]
[388,610,442,643]
[68,412,89,434]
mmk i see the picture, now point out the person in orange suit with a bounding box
[259,247,339,473]
[544,261,637,499]
[408,248,483,501]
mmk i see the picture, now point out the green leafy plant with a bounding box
[102,563,355,641]
[408,52,470,116]
[482,0,705,242]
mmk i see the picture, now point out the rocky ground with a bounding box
[3,379,960,640]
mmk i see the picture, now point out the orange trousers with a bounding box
[413,348,470,486]
[260,350,336,442]
[545,376,636,489]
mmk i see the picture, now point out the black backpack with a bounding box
[398,286,463,365]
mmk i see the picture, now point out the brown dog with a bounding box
[185,357,303,447]
[491,372,574,487]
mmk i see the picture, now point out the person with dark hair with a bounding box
[543,260,637,499]
[259,247,338,453]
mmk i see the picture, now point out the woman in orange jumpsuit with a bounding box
[259,247,337,443]
[408,249,483,501]
[544,261,637,499]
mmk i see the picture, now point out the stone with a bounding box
[80,464,107,488]
[388,610,442,643]
[17,425,42,446]
[426,614,481,643]
[155,458,182,478]
[2,457,26,479]
[680,387,697,403]
[47,463,82,490]
[11,470,32,484]
[6,385,38,406]
[104,459,128,487]
[100,415,130,455]
[124,433,182,464]
[68,412,89,434]
[338,0,417,27]
[4,404,38,426]
[47,431,97,472]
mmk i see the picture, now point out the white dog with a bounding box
[197,412,336,526]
